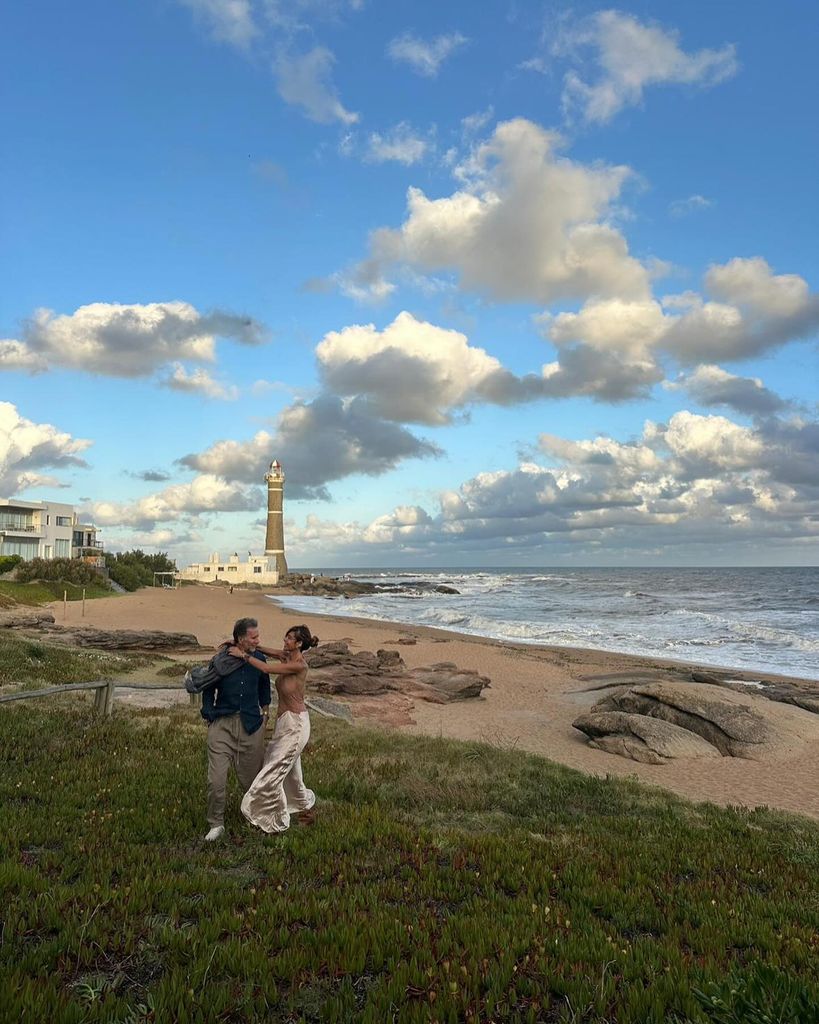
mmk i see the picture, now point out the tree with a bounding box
[106,550,176,591]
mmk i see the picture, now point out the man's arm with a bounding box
[201,682,216,721]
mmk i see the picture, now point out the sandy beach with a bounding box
[51,585,819,821]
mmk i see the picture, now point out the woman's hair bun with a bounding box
[310,634,320,648]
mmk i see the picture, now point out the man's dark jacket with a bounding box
[201,648,271,734]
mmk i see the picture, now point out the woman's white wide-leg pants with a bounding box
[241,710,315,833]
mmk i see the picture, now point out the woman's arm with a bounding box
[228,646,305,675]
[255,644,286,660]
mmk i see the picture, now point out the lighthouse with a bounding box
[264,459,288,576]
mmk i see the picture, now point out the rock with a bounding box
[573,711,722,764]
[41,626,202,651]
[690,671,725,685]
[434,585,460,594]
[0,609,56,628]
[305,696,354,722]
[594,682,780,760]
[303,642,489,704]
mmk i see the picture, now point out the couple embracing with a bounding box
[202,616,318,841]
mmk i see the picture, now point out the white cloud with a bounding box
[0,339,47,373]
[316,311,505,424]
[365,123,428,165]
[357,118,649,305]
[387,31,467,77]
[90,474,263,529]
[179,0,258,48]
[0,402,92,494]
[661,258,819,363]
[667,365,787,416]
[669,194,713,218]
[161,363,240,400]
[557,11,738,123]
[1,301,267,378]
[274,47,359,125]
[178,394,441,500]
[286,410,819,559]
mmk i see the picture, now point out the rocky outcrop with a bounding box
[573,710,722,764]
[41,627,202,651]
[593,683,778,759]
[0,609,56,628]
[280,574,460,598]
[572,681,819,764]
[304,641,489,704]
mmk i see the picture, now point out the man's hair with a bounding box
[233,617,258,643]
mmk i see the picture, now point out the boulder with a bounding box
[594,682,779,760]
[573,711,722,764]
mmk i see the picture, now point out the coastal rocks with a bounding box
[304,641,490,705]
[279,574,460,598]
[573,711,721,764]
[572,681,819,764]
[40,626,202,651]
[0,609,56,628]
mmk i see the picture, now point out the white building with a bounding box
[0,498,103,565]
[176,551,279,586]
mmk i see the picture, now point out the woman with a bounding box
[228,623,319,833]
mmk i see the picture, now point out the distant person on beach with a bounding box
[228,624,319,833]
[201,617,270,842]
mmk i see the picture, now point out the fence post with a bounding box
[63,590,67,619]
[103,679,116,717]
[94,684,105,714]
[82,589,86,616]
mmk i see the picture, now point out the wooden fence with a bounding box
[0,681,198,716]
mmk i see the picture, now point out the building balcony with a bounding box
[0,525,41,535]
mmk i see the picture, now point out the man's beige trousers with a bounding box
[206,715,266,827]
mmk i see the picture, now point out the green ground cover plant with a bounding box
[0,633,155,688]
[0,579,113,606]
[1,702,817,1024]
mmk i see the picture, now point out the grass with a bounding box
[0,579,114,606]
[0,632,159,689]
[1,696,817,1023]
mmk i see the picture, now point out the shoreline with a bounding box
[47,585,819,821]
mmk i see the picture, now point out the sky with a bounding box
[1,0,818,569]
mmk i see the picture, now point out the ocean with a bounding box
[269,566,819,680]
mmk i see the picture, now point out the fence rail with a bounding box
[0,680,198,716]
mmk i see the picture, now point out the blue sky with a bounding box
[2,0,817,567]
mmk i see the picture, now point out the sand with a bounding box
[50,585,819,821]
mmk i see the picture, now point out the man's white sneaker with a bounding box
[204,825,225,842]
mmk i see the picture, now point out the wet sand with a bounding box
[51,585,819,821]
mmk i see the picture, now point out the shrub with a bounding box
[106,549,176,591]
[15,557,102,586]
[0,554,22,575]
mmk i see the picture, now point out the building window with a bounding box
[55,539,70,557]
[0,538,39,558]
[227,566,238,572]
[55,516,72,526]
[203,567,210,573]
[253,566,262,574]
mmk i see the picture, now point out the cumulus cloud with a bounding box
[0,302,268,378]
[161,363,240,400]
[556,10,738,123]
[387,31,467,77]
[0,339,47,373]
[661,258,819,363]
[128,469,173,483]
[365,123,428,165]
[288,410,819,559]
[0,402,92,494]
[178,394,441,500]
[179,0,258,48]
[668,365,788,416]
[274,47,358,125]
[90,474,263,530]
[354,118,649,305]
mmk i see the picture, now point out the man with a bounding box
[201,616,271,841]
